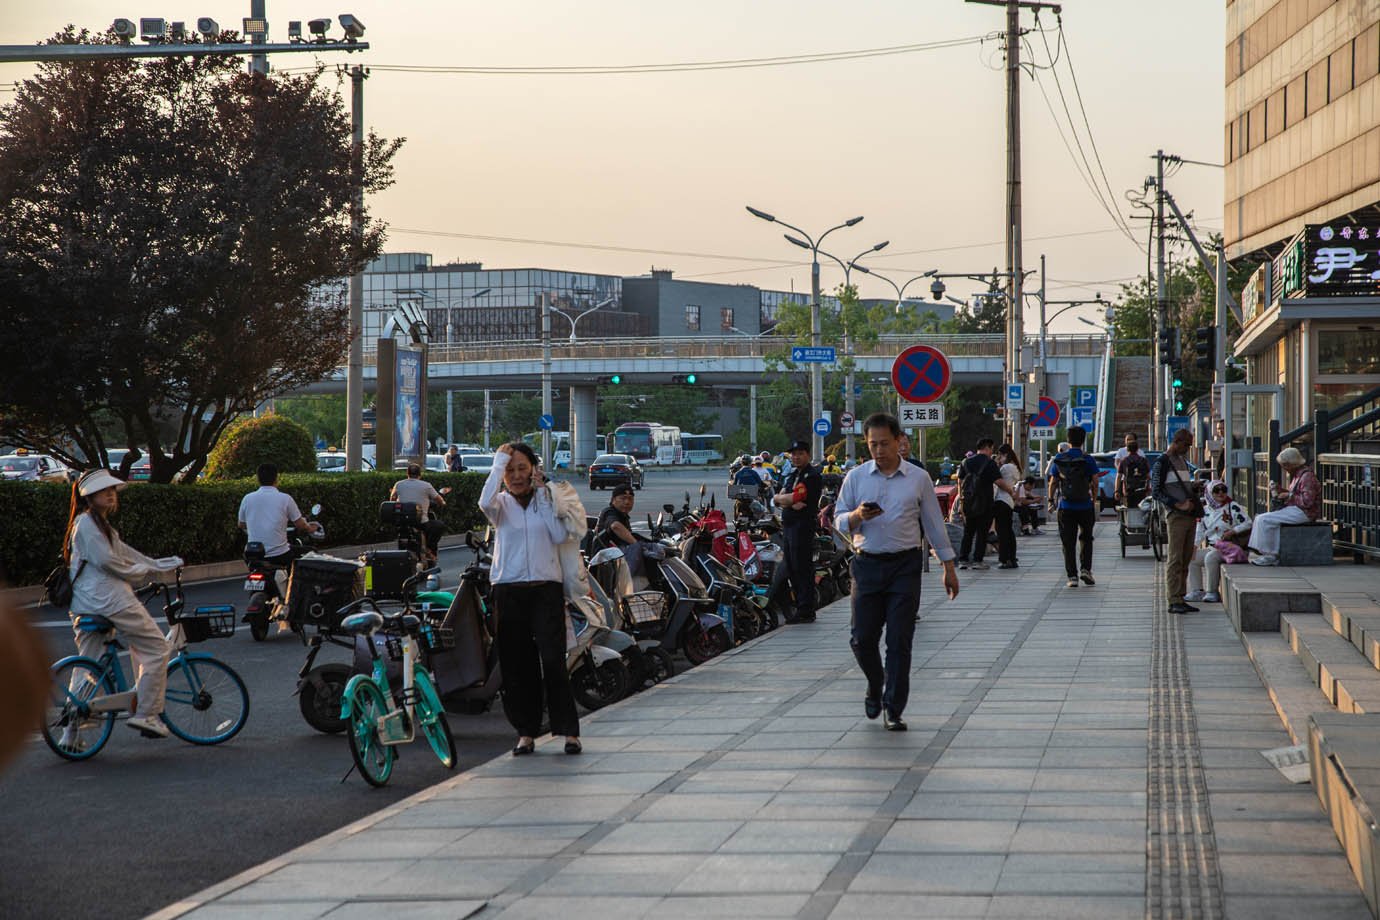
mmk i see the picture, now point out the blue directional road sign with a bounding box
[813,417,832,437]
[1006,383,1025,410]
[538,414,555,431]
[1071,386,1098,409]
[1166,415,1190,439]
[792,346,836,364]
[1070,407,1095,432]
[839,383,863,396]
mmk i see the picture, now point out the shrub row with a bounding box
[0,472,489,588]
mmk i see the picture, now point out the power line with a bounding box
[367,35,987,76]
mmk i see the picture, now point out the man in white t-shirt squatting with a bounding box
[391,462,448,565]
[237,463,322,594]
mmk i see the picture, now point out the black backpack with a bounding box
[960,456,994,517]
[1053,454,1093,505]
[1120,455,1150,501]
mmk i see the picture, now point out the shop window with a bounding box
[720,308,735,332]
[685,304,700,331]
[1318,329,1380,375]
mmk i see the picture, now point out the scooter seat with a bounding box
[384,613,422,633]
[74,614,115,632]
[341,611,384,635]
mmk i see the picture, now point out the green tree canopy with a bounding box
[0,28,403,482]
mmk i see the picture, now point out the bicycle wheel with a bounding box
[346,680,395,786]
[413,670,458,770]
[42,660,115,761]
[161,657,250,745]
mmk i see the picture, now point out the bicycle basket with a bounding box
[421,625,455,653]
[179,605,236,642]
[621,592,665,625]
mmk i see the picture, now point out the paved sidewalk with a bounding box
[152,525,1371,920]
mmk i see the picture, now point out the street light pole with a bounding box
[819,242,888,461]
[345,63,366,472]
[540,293,552,470]
[746,206,862,458]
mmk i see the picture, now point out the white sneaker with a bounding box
[1202,592,1222,603]
[1249,555,1279,567]
[127,715,170,738]
[1184,591,1205,603]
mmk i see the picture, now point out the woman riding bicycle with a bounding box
[64,469,182,740]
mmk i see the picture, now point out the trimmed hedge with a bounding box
[0,472,489,588]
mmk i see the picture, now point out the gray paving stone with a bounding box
[719,819,867,853]
[848,852,1004,894]
[1009,820,1144,852]
[827,893,990,918]
[1216,852,1367,895]
[655,895,810,918]
[369,857,547,899]
[876,819,1018,852]
[900,793,1027,821]
[492,896,658,919]
[674,853,841,893]
[638,791,773,821]
[490,795,641,825]
[586,820,741,854]
[758,791,889,821]
[433,823,593,858]
[919,768,1038,793]
[327,902,486,920]
[532,854,705,896]
[1220,895,1375,920]
[984,894,1143,918]
[180,904,341,920]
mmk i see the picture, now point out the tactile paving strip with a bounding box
[1147,569,1225,919]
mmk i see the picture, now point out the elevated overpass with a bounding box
[305,333,1106,463]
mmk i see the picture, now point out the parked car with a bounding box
[0,450,72,483]
[317,451,375,473]
[588,453,643,490]
[390,453,449,473]
[458,453,496,474]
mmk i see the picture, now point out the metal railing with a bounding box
[1264,384,1380,485]
[361,333,1106,365]
[1251,451,1380,561]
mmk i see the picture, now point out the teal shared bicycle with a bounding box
[338,594,457,787]
[41,571,250,760]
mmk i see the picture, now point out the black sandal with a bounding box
[564,739,582,755]
[513,739,535,756]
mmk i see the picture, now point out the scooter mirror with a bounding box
[699,484,706,498]
[310,503,322,516]
[663,503,675,514]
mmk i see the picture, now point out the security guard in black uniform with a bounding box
[774,439,824,623]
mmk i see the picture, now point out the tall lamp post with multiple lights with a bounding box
[815,242,888,460]
[745,206,862,457]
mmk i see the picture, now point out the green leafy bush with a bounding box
[203,414,317,481]
[0,472,489,588]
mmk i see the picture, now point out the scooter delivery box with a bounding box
[361,549,413,600]
[284,554,363,630]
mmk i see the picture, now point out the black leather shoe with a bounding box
[864,696,881,720]
[564,739,583,755]
[1168,603,1189,614]
[883,712,908,732]
[513,740,535,756]
[1180,602,1200,612]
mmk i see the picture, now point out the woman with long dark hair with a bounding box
[61,469,182,746]
[479,442,581,755]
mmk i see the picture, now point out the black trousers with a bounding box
[1016,505,1040,528]
[492,581,579,738]
[849,551,923,716]
[993,503,1016,565]
[959,509,993,562]
[781,522,816,619]
[420,520,445,558]
[1057,507,1097,576]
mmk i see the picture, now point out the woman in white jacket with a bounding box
[63,469,182,745]
[479,443,582,756]
[1186,480,1252,604]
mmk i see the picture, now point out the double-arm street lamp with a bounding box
[814,242,888,460]
[550,296,616,343]
[746,206,863,457]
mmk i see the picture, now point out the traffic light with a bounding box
[597,375,622,385]
[1172,377,1185,413]
[1157,326,1179,365]
[1194,326,1216,370]
[671,373,698,385]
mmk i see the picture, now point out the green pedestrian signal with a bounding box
[671,374,698,385]
[597,375,622,385]
[1172,376,1183,388]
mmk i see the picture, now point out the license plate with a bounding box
[243,578,264,592]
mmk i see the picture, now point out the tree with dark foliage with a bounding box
[0,28,402,482]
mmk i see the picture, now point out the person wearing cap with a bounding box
[60,469,183,745]
[595,483,643,575]
[774,439,824,623]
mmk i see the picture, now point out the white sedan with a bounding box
[458,453,495,474]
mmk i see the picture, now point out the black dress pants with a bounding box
[1057,507,1097,576]
[959,509,993,562]
[781,522,817,620]
[849,551,923,716]
[493,581,579,738]
[993,503,1016,564]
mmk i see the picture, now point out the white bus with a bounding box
[681,433,724,464]
[610,422,682,465]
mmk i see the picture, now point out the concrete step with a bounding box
[1324,594,1380,670]
[1310,712,1380,918]
[1224,570,1323,632]
[1240,627,1339,746]
[1283,613,1380,714]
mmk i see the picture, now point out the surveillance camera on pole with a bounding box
[338,14,366,40]
[930,278,946,301]
[112,18,137,42]
[307,18,331,40]
[196,18,220,40]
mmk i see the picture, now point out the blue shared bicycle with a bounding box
[41,571,250,761]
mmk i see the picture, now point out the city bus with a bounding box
[522,431,572,468]
[608,422,682,465]
[681,433,724,464]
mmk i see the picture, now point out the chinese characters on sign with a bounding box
[899,404,946,427]
[1303,222,1380,296]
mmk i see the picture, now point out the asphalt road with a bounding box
[1,467,725,920]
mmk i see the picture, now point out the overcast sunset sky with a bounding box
[1,1,1225,332]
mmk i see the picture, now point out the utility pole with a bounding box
[249,0,268,74]
[344,64,367,471]
[1155,148,1167,450]
[540,293,553,470]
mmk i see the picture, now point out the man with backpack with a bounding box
[1115,436,1151,507]
[1046,426,1100,587]
[956,438,1002,571]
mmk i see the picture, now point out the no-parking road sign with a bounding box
[1029,396,1060,429]
[891,345,951,404]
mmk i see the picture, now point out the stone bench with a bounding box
[1279,521,1335,567]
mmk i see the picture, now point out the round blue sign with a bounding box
[538,414,555,431]
[1031,396,1060,428]
[813,418,832,437]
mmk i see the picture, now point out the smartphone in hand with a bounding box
[862,501,882,515]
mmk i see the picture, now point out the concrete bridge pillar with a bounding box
[571,385,599,467]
